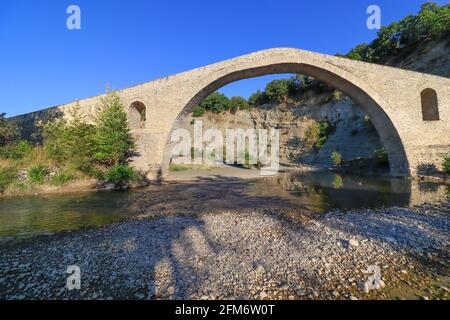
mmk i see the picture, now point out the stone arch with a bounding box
[129,100,146,129]
[421,88,439,121]
[161,61,410,177]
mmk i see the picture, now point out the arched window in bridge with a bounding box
[421,88,439,121]
[129,101,146,129]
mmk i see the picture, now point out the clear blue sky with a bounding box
[0,0,446,117]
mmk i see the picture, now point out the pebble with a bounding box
[0,202,448,301]
[349,239,359,247]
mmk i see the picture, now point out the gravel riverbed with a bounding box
[0,202,449,300]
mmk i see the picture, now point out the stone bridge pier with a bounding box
[11,48,450,179]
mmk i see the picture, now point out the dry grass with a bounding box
[0,147,93,197]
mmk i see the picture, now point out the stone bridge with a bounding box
[11,48,450,178]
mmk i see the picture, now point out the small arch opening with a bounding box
[421,88,439,121]
[129,101,146,129]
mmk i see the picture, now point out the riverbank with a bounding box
[1,199,448,300]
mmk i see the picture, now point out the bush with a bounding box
[230,96,249,113]
[264,79,290,103]
[340,3,450,63]
[192,106,206,118]
[0,167,17,193]
[442,156,450,173]
[305,121,334,150]
[199,92,231,113]
[28,165,48,184]
[0,140,32,159]
[43,107,96,170]
[51,172,74,186]
[331,151,343,166]
[248,90,265,107]
[333,90,343,101]
[105,164,140,185]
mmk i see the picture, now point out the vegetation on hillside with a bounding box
[0,92,144,196]
[338,2,449,63]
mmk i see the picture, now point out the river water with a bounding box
[0,171,448,239]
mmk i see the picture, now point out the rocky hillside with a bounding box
[384,35,450,78]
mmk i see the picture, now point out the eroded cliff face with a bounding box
[181,94,382,168]
[383,35,450,78]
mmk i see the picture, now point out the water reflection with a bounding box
[0,171,448,239]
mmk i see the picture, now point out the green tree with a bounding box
[230,96,249,113]
[93,92,136,167]
[199,92,231,113]
[341,2,450,63]
[264,79,290,103]
[248,90,264,107]
[43,105,96,171]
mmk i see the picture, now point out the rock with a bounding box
[358,281,370,293]
[349,239,359,247]
[167,286,175,295]
[103,183,117,190]
[255,264,266,275]
[259,291,268,299]
[296,289,306,296]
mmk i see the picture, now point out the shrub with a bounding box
[43,107,96,170]
[264,79,290,103]
[51,172,74,186]
[248,90,264,107]
[0,167,17,192]
[333,90,343,101]
[305,122,320,149]
[105,164,140,185]
[442,156,450,173]
[230,96,249,113]
[28,165,48,184]
[192,106,206,118]
[0,140,32,159]
[305,121,333,150]
[331,151,343,166]
[199,92,231,113]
